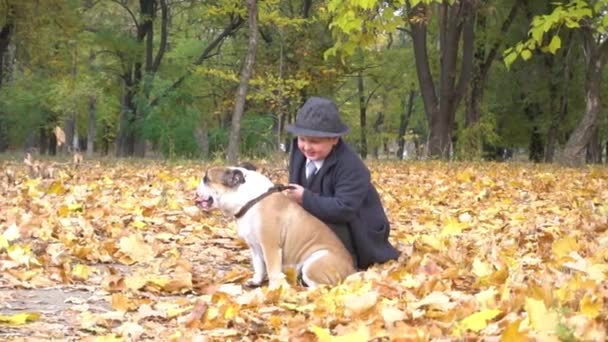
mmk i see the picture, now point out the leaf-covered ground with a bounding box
[1,158,607,341]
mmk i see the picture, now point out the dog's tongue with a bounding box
[195,198,212,211]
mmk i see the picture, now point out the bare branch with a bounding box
[110,0,139,28]
[151,0,168,71]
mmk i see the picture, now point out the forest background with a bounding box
[1,0,608,167]
[2,1,608,340]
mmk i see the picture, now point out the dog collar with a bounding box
[234,184,295,219]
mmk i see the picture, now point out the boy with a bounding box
[283,97,400,270]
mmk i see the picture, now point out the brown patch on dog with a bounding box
[204,167,246,191]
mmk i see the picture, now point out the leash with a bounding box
[234,184,295,219]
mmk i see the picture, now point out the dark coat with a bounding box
[288,138,400,269]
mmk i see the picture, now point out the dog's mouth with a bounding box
[195,195,214,211]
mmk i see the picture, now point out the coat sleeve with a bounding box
[302,157,370,224]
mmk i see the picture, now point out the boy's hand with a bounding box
[283,184,305,204]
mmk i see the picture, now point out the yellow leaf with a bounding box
[68,202,83,211]
[312,325,333,342]
[118,234,154,263]
[7,244,32,266]
[579,294,602,319]
[456,170,474,182]
[167,305,190,318]
[0,312,41,325]
[111,293,132,312]
[501,319,529,342]
[419,234,443,250]
[475,287,498,310]
[48,181,66,195]
[72,264,94,280]
[147,276,171,288]
[311,324,369,342]
[441,217,465,236]
[57,205,70,217]
[131,220,147,229]
[552,236,578,260]
[524,297,558,333]
[3,223,20,241]
[343,291,378,316]
[0,235,8,251]
[472,258,493,277]
[224,305,239,320]
[459,309,502,332]
[586,264,608,282]
[188,177,200,189]
[93,334,124,342]
[125,275,147,291]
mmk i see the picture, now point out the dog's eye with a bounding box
[203,173,209,184]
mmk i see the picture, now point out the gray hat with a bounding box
[286,97,349,137]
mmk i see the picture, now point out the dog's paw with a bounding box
[267,275,289,290]
[244,278,264,288]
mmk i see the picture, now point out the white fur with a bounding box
[196,167,274,216]
[196,167,276,286]
[300,250,329,288]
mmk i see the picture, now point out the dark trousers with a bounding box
[327,222,358,268]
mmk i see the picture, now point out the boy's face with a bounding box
[297,136,339,161]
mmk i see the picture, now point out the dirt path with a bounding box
[0,285,110,339]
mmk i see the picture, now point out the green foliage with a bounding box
[503,0,605,68]
[142,105,201,159]
[208,114,276,159]
[0,77,49,146]
[455,113,500,161]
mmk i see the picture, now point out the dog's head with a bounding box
[195,164,274,215]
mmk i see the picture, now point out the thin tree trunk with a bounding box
[466,0,520,127]
[227,0,258,164]
[194,126,209,159]
[545,32,574,162]
[397,89,416,159]
[87,96,96,156]
[357,72,368,159]
[0,20,11,151]
[559,30,608,167]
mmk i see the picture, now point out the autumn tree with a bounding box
[504,0,608,166]
[327,0,477,159]
[226,0,258,164]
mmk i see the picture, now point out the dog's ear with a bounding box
[222,168,246,188]
[238,162,257,171]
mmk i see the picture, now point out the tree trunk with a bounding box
[0,19,14,152]
[357,72,368,159]
[115,86,140,158]
[545,32,574,162]
[194,125,209,159]
[585,126,601,163]
[409,1,475,159]
[63,115,75,154]
[372,112,384,158]
[466,0,520,127]
[397,89,415,159]
[226,0,258,164]
[559,31,608,167]
[87,96,96,156]
[0,27,13,89]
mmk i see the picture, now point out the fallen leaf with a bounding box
[458,309,502,333]
[0,312,41,325]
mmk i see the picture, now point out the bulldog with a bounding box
[195,165,356,289]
